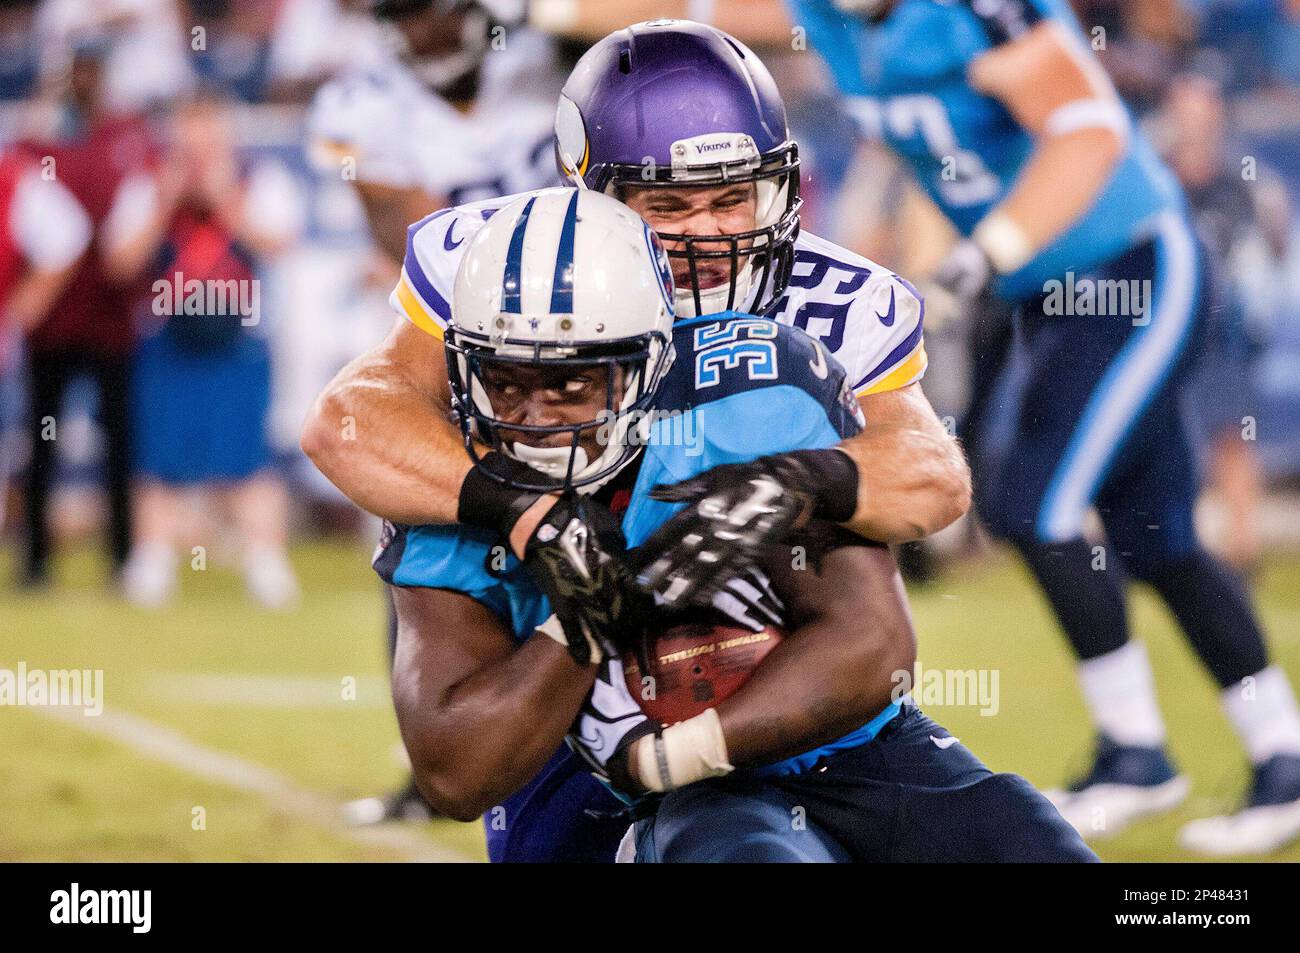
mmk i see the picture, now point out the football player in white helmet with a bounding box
[377,188,1094,864]
[376,191,671,845]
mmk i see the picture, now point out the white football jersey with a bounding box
[307,28,562,206]
[391,190,927,398]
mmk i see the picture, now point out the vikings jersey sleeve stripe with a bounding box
[392,272,445,340]
[852,313,924,394]
[859,341,927,396]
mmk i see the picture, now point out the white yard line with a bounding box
[32,703,475,863]
[148,673,390,708]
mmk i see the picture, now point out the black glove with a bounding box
[525,494,651,665]
[932,239,993,303]
[459,452,647,665]
[632,448,859,610]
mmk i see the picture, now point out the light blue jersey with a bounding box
[375,311,899,774]
[788,0,1186,300]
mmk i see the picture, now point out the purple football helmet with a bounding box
[554,19,802,318]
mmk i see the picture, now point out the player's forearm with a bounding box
[530,0,792,44]
[355,181,444,265]
[715,549,917,768]
[394,634,595,822]
[300,351,470,524]
[716,616,914,768]
[967,21,1128,264]
[991,127,1124,257]
[837,424,971,542]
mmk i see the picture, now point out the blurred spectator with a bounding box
[1157,73,1292,570]
[34,0,193,114]
[184,0,279,104]
[1182,0,1300,93]
[104,93,301,608]
[17,39,154,588]
[184,0,378,104]
[263,0,386,103]
[0,146,91,535]
[1070,0,1197,114]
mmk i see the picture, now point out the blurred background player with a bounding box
[104,93,301,609]
[791,0,1300,852]
[306,0,565,824]
[308,0,562,263]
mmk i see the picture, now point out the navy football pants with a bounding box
[975,212,1204,567]
[634,704,1097,863]
[971,214,1269,685]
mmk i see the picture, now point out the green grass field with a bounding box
[2,540,1297,862]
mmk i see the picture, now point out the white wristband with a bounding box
[972,210,1035,275]
[634,707,734,793]
[536,613,603,664]
[1044,98,1129,140]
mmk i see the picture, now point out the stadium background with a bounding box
[0,0,1297,862]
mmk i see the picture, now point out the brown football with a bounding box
[622,621,786,724]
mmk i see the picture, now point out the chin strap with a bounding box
[510,442,591,482]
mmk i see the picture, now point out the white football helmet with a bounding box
[447,188,677,493]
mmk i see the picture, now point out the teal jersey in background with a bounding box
[787,0,1186,300]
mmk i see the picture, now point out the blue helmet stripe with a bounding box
[502,195,538,314]
[549,190,580,314]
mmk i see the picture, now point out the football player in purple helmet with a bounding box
[305,19,969,618]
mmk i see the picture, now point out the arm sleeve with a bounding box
[10,171,92,271]
[307,74,418,188]
[838,275,928,397]
[388,207,466,340]
[100,172,160,258]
